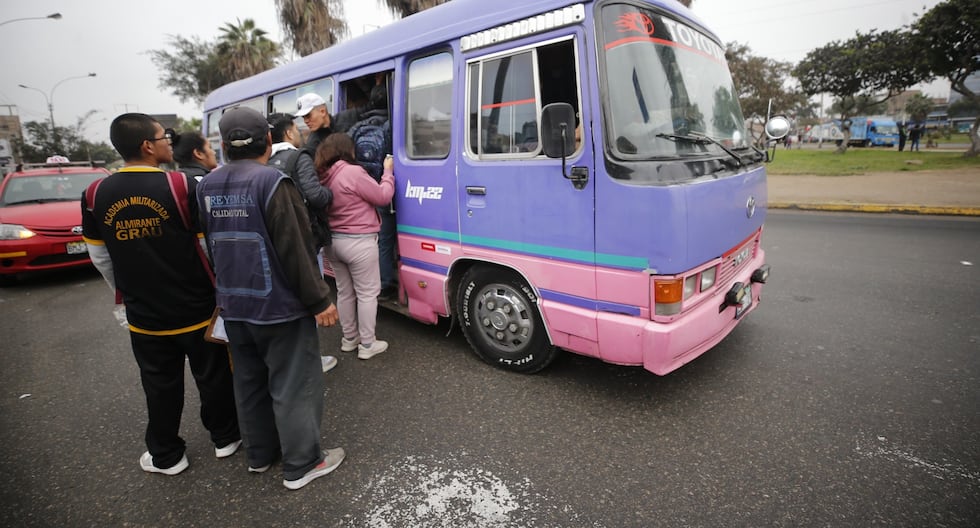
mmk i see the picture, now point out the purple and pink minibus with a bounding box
[202,0,786,375]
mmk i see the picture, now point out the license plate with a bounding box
[66,241,88,255]
[734,284,753,319]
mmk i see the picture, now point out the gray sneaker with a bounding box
[357,340,388,360]
[283,447,346,490]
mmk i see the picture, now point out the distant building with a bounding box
[0,105,23,167]
[947,71,980,105]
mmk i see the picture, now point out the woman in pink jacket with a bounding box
[315,133,395,360]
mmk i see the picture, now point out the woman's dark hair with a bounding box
[315,133,356,174]
[109,113,159,161]
[172,131,206,165]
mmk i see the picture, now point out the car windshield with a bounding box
[600,4,748,159]
[1,172,106,206]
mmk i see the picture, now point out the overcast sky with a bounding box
[0,0,947,146]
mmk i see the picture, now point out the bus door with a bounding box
[459,35,597,305]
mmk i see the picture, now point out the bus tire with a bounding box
[457,266,557,374]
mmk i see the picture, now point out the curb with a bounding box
[768,202,980,217]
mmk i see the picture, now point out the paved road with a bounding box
[1,211,978,527]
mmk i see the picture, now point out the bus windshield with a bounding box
[600,4,747,159]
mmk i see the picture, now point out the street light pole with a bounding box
[19,73,97,155]
[0,13,61,27]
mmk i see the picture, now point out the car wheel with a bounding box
[457,266,557,373]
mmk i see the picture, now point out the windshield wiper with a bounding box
[3,198,69,206]
[656,132,744,168]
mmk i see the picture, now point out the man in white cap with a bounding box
[196,106,345,491]
[295,92,333,151]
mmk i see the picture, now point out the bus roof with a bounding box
[202,0,702,113]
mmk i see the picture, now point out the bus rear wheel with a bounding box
[457,266,557,374]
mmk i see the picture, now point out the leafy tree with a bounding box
[794,29,930,153]
[174,117,203,134]
[148,35,228,105]
[149,19,280,105]
[904,93,933,123]
[725,42,811,145]
[15,121,119,164]
[378,0,451,18]
[217,18,282,80]
[911,0,980,156]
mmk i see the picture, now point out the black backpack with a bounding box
[349,115,391,181]
[269,147,332,248]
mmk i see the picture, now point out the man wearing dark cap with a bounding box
[196,107,345,490]
[82,113,240,476]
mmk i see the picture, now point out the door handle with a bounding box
[466,186,486,196]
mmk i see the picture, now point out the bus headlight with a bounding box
[700,267,716,291]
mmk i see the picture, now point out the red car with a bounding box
[0,161,110,283]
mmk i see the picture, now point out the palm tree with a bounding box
[216,18,282,80]
[275,0,348,57]
[377,0,450,18]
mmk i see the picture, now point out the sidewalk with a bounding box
[767,165,980,216]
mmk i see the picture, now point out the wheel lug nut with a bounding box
[508,323,517,332]
[496,332,504,340]
[482,318,491,327]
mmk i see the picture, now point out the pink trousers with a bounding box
[324,234,380,344]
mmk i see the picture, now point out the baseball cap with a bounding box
[295,93,326,117]
[219,107,271,148]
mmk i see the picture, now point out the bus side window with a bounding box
[536,39,581,153]
[407,52,453,159]
[468,51,536,158]
[467,37,581,159]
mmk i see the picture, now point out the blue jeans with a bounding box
[378,207,397,289]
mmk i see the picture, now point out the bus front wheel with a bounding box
[457,266,557,374]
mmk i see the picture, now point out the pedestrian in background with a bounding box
[82,113,240,476]
[267,111,339,372]
[173,130,218,181]
[897,122,907,152]
[196,107,345,490]
[908,123,923,152]
[315,133,395,360]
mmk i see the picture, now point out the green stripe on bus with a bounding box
[398,224,648,269]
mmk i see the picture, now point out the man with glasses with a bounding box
[81,113,240,476]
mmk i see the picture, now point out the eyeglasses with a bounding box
[146,128,175,144]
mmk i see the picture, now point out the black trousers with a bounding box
[130,328,240,469]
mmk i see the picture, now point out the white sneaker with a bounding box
[321,355,338,373]
[340,336,360,352]
[357,340,388,360]
[283,447,346,490]
[140,451,189,476]
[215,439,242,458]
[248,464,271,473]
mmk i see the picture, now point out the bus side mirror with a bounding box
[541,103,576,159]
[765,115,790,140]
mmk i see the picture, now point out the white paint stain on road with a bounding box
[857,435,980,484]
[344,455,604,527]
